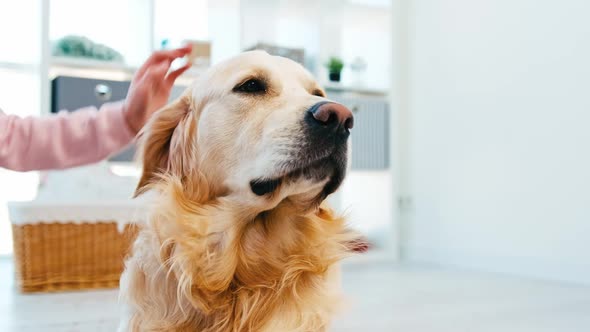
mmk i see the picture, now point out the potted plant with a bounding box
[325,57,344,82]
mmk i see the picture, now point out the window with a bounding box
[0,0,43,255]
[50,0,152,66]
[0,1,41,65]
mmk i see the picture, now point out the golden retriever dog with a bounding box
[119,50,362,332]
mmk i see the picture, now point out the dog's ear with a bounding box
[134,94,195,197]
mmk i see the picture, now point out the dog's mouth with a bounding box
[250,147,347,198]
[250,178,282,196]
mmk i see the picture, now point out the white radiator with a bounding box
[329,94,390,170]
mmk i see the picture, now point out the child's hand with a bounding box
[123,46,193,134]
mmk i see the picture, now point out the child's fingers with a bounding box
[137,46,192,78]
[165,63,191,86]
[148,46,192,65]
[145,62,171,84]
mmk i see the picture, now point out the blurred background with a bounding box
[1,0,589,331]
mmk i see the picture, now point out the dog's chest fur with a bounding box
[119,180,355,332]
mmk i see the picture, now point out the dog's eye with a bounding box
[312,89,325,97]
[234,79,267,94]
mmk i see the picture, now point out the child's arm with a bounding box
[0,46,192,172]
[0,103,134,171]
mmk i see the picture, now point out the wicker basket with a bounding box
[11,222,138,293]
[9,202,145,293]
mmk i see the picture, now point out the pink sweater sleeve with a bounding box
[0,102,135,171]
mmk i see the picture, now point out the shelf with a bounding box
[46,57,389,100]
[50,57,138,72]
[323,82,389,97]
[49,56,207,85]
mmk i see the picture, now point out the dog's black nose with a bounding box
[307,101,354,131]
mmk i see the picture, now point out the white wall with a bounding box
[338,4,391,89]
[239,0,391,90]
[240,0,321,69]
[401,0,590,284]
[208,0,241,64]
[339,171,395,250]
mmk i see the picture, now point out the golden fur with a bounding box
[119,51,359,332]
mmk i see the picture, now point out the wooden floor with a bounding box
[1,255,589,332]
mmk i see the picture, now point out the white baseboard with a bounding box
[403,245,590,286]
